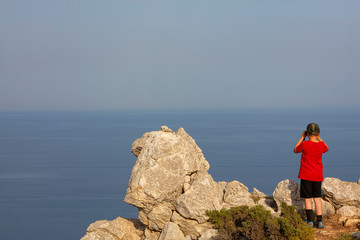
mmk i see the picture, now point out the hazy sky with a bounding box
[1,1,360,111]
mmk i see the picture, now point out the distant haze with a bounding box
[1,1,360,111]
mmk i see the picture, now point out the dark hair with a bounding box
[307,123,320,135]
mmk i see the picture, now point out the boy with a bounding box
[294,123,329,228]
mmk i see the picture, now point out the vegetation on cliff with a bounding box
[206,202,314,240]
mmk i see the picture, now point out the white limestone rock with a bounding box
[81,217,144,240]
[273,179,303,211]
[171,211,212,239]
[337,206,360,217]
[174,172,225,223]
[223,181,255,207]
[198,229,218,240]
[323,177,360,208]
[125,127,210,211]
[158,222,185,240]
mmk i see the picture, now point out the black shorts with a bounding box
[300,179,322,198]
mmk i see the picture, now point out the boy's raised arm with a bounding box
[294,131,306,153]
[318,137,330,152]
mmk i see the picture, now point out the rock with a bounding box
[272,179,335,215]
[141,228,160,240]
[344,218,360,228]
[174,172,224,223]
[125,127,210,211]
[358,179,360,185]
[273,179,303,211]
[337,206,360,217]
[184,236,192,240]
[352,231,360,238]
[252,188,267,198]
[81,217,144,240]
[321,200,336,216]
[223,181,255,207]
[198,229,218,240]
[322,177,360,208]
[171,211,212,239]
[146,204,174,231]
[161,126,174,133]
[257,198,277,215]
[158,222,185,240]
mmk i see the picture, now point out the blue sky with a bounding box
[1,1,360,111]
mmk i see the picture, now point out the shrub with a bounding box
[206,203,314,240]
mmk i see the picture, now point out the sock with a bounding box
[306,210,313,222]
[316,215,322,222]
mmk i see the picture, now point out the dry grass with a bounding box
[314,214,359,240]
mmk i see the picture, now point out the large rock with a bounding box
[223,181,255,208]
[125,127,210,211]
[158,222,185,240]
[322,177,360,208]
[171,211,213,239]
[81,217,144,240]
[272,179,335,215]
[174,172,224,223]
[273,179,303,210]
[337,206,360,217]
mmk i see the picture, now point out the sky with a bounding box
[1,1,360,111]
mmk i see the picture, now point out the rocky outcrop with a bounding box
[322,177,360,209]
[272,179,336,216]
[273,178,360,227]
[81,217,144,240]
[82,126,360,240]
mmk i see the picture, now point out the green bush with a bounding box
[206,202,314,240]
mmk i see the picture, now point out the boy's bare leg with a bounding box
[314,197,323,215]
[304,198,313,210]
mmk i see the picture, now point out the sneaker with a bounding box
[316,221,324,229]
[306,221,314,228]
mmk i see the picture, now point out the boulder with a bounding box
[198,229,218,240]
[174,172,224,223]
[158,222,185,240]
[272,179,335,215]
[352,231,360,238]
[337,206,360,217]
[146,203,174,231]
[81,217,144,240]
[171,211,212,239]
[141,228,160,240]
[223,181,255,208]
[125,127,210,211]
[252,188,267,198]
[273,179,303,211]
[322,178,360,208]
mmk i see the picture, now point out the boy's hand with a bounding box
[301,131,307,140]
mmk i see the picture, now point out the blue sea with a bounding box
[0,108,359,240]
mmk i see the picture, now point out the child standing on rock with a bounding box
[294,123,329,229]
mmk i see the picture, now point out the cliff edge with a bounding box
[81,126,360,240]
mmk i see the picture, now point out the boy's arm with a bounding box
[293,131,306,153]
[318,137,330,152]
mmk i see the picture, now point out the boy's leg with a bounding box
[304,198,313,210]
[313,181,324,228]
[304,198,314,223]
[313,197,322,216]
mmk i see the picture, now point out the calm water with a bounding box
[0,108,359,240]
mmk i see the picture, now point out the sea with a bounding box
[0,108,359,240]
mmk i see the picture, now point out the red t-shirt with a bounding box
[296,140,328,181]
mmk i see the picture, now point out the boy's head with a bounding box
[307,123,320,136]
